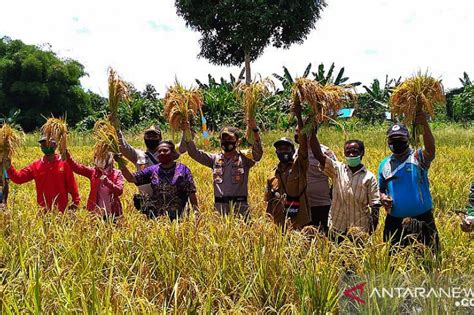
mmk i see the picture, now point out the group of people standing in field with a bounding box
[1,99,473,254]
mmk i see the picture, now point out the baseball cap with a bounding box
[387,123,409,138]
[38,135,56,144]
[144,125,162,137]
[273,137,295,149]
[220,126,240,139]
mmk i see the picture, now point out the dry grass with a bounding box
[163,80,203,141]
[390,72,445,124]
[291,78,355,132]
[40,117,68,160]
[92,119,120,161]
[1,127,473,313]
[0,123,23,169]
[108,67,130,122]
[235,79,273,144]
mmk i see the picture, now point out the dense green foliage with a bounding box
[0,37,91,132]
[1,37,473,132]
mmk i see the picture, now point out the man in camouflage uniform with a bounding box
[181,119,262,217]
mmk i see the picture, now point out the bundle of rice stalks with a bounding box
[0,123,23,169]
[93,119,120,162]
[164,81,203,142]
[108,67,130,125]
[235,79,273,144]
[291,78,355,133]
[390,72,445,144]
[40,117,68,160]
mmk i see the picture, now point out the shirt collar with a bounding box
[390,148,414,162]
[41,154,60,163]
[345,164,367,176]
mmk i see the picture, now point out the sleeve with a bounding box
[117,129,139,164]
[7,163,35,184]
[177,132,188,154]
[133,166,154,186]
[102,171,125,197]
[417,148,434,170]
[368,174,381,206]
[185,139,214,168]
[378,160,388,194]
[65,164,80,206]
[251,139,263,162]
[184,166,197,194]
[67,156,94,179]
[297,145,309,172]
[264,177,272,202]
[321,157,338,179]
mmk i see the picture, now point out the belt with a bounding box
[215,196,248,204]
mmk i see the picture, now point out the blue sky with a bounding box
[1,0,473,95]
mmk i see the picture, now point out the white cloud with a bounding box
[1,0,473,96]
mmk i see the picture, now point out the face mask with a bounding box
[41,146,55,156]
[389,140,409,154]
[346,155,361,167]
[277,152,294,163]
[158,153,173,165]
[145,139,160,150]
[221,141,236,152]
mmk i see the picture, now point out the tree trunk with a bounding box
[244,51,251,85]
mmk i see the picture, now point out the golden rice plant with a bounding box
[164,80,203,142]
[235,79,274,144]
[291,78,356,133]
[40,117,68,160]
[108,67,130,126]
[93,119,120,161]
[390,72,445,144]
[0,123,23,169]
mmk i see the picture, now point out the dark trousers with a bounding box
[310,205,330,235]
[383,210,439,254]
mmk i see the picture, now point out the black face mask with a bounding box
[389,140,409,154]
[277,151,294,163]
[145,139,160,150]
[221,141,236,152]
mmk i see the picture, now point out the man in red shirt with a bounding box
[5,136,80,212]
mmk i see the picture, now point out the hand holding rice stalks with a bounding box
[235,79,273,144]
[93,119,120,163]
[108,67,130,127]
[41,117,68,160]
[0,123,23,169]
[164,81,203,142]
[291,78,356,133]
[390,73,445,144]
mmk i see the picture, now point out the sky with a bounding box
[1,0,473,96]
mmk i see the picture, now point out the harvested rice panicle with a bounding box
[40,117,68,160]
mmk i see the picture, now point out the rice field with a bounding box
[0,125,473,313]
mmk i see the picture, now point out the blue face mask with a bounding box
[346,155,361,167]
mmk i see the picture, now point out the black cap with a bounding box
[220,127,240,139]
[273,137,295,149]
[38,134,56,144]
[387,123,409,138]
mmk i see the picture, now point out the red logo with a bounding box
[343,282,367,304]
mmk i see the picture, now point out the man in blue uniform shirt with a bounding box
[378,112,439,254]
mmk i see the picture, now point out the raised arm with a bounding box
[116,129,139,164]
[6,159,34,184]
[247,118,263,162]
[182,123,214,168]
[309,127,326,168]
[293,99,307,159]
[115,155,137,184]
[66,152,94,179]
[416,112,435,161]
[65,163,80,207]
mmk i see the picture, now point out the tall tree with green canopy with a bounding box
[0,36,91,131]
[175,0,327,84]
